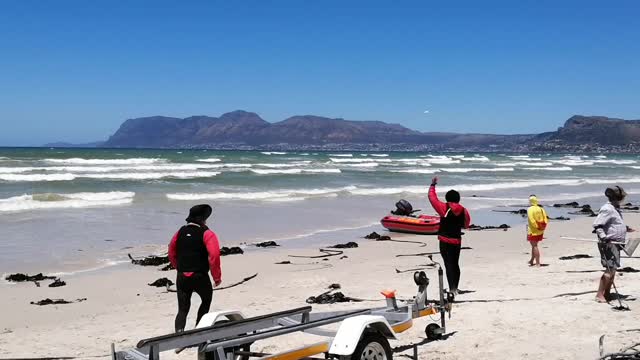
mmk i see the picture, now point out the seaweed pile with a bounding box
[306,284,365,304]
[148,278,174,287]
[5,273,66,288]
[31,298,87,306]
[128,254,170,266]
[468,224,510,231]
[559,254,593,260]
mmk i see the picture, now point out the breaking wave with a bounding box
[441,167,514,173]
[250,168,341,175]
[43,158,164,165]
[167,186,357,201]
[0,192,135,212]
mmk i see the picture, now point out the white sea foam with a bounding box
[460,156,490,162]
[196,158,222,163]
[554,160,595,166]
[494,162,518,167]
[514,162,554,167]
[250,168,341,175]
[0,167,39,173]
[441,167,514,173]
[0,192,135,212]
[329,154,353,157]
[167,186,357,201]
[422,158,461,165]
[507,155,541,160]
[260,152,287,155]
[81,171,220,180]
[522,167,573,171]
[0,173,76,182]
[330,158,391,163]
[304,168,341,173]
[592,159,636,165]
[344,162,379,168]
[43,158,164,165]
[370,154,389,157]
[255,162,312,168]
[390,169,440,174]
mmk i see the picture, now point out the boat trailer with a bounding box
[113,262,454,360]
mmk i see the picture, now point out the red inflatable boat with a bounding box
[380,214,440,235]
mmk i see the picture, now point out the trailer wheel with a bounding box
[349,332,393,360]
[425,323,442,340]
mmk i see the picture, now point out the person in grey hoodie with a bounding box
[593,185,627,303]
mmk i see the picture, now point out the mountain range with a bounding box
[54,111,640,151]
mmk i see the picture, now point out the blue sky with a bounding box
[0,0,638,145]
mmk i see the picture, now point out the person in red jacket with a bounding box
[428,177,471,295]
[168,204,222,332]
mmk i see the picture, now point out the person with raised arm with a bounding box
[428,177,471,296]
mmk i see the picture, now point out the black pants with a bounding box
[175,272,213,332]
[439,241,461,291]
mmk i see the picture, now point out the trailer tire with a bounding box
[348,332,393,360]
[425,323,442,340]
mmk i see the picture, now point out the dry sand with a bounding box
[1,215,639,359]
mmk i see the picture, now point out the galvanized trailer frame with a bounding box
[113,264,453,360]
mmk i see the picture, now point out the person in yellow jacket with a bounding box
[527,195,548,266]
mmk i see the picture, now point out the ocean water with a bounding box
[1,148,639,274]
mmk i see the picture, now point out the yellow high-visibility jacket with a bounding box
[527,196,548,241]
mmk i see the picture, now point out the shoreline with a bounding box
[2,214,639,359]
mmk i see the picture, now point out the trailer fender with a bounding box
[196,310,246,328]
[329,315,397,356]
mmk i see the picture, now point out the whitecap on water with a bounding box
[0,192,135,212]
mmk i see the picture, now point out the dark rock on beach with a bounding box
[221,247,244,256]
[377,235,391,241]
[618,267,639,273]
[148,278,174,287]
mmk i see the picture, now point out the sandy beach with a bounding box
[1,214,639,360]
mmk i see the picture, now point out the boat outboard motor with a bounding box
[392,199,415,216]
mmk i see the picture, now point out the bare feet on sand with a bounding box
[595,296,608,303]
